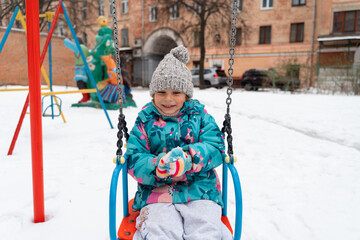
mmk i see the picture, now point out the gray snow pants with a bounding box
[133,200,233,240]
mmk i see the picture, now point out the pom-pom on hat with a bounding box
[149,45,193,98]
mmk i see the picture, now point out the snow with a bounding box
[0,86,359,240]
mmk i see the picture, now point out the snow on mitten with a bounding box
[156,147,192,179]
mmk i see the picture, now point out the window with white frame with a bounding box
[121,28,129,47]
[170,3,179,20]
[149,6,157,22]
[236,0,243,12]
[292,0,306,6]
[121,0,128,14]
[98,0,104,16]
[261,0,273,9]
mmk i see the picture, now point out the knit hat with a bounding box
[149,45,193,98]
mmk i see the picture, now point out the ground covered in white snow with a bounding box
[0,86,359,240]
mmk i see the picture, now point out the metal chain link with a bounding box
[110,0,129,160]
[222,0,237,160]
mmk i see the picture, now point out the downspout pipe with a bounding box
[309,0,317,90]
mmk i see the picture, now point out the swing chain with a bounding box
[110,0,129,159]
[222,0,237,158]
[110,0,123,107]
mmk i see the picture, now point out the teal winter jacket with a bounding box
[126,99,226,210]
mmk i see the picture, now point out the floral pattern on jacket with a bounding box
[126,99,226,210]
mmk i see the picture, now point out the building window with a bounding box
[98,0,104,16]
[292,0,306,6]
[109,1,113,15]
[194,2,201,16]
[82,2,87,20]
[215,34,221,44]
[259,26,271,44]
[121,28,129,47]
[236,0,243,12]
[290,23,304,42]
[170,3,179,20]
[235,27,242,45]
[194,31,200,47]
[83,32,87,45]
[149,6,157,22]
[261,0,273,9]
[58,21,64,36]
[333,10,360,33]
[286,65,300,80]
[121,0,128,14]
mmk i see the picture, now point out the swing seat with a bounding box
[41,95,62,117]
[118,199,139,240]
[109,156,242,240]
[116,199,233,240]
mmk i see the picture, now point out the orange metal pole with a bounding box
[26,0,45,223]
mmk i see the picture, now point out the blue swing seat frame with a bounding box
[109,154,243,240]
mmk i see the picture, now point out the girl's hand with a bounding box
[156,147,192,179]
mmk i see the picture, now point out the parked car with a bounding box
[191,67,228,88]
[240,68,301,91]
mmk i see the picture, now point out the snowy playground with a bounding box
[0,86,359,240]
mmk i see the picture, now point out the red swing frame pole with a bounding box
[26,0,45,223]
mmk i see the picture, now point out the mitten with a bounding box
[156,147,192,179]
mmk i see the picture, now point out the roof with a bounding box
[317,35,360,42]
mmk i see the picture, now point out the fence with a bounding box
[316,65,360,95]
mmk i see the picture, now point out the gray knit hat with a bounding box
[149,45,193,98]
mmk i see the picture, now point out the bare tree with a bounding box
[159,0,240,88]
[0,0,99,39]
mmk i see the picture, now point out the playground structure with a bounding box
[0,0,119,223]
[1,2,127,156]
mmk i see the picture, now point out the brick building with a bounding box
[1,0,360,89]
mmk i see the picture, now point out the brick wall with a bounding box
[0,27,76,87]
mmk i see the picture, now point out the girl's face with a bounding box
[154,89,186,116]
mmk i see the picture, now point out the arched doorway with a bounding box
[133,28,184,86]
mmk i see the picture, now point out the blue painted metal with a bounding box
[60,0,114,129]
[109,164,122,240]
[48,22,55,119]
[122,157,129,218]
[227,162,243,240]
[109,154,128,240]
[0,6,19,54]
[42,95,62,117]
[222,161,228,217]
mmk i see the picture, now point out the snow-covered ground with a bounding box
[0,86,359,240]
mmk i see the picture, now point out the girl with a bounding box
[126,45,232,240]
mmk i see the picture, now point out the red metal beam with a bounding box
[8,0,63,156]
[26,0,45,223]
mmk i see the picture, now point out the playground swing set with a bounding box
[108,0,243,239]
[1,1,116,156]
[7,0,243,238]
